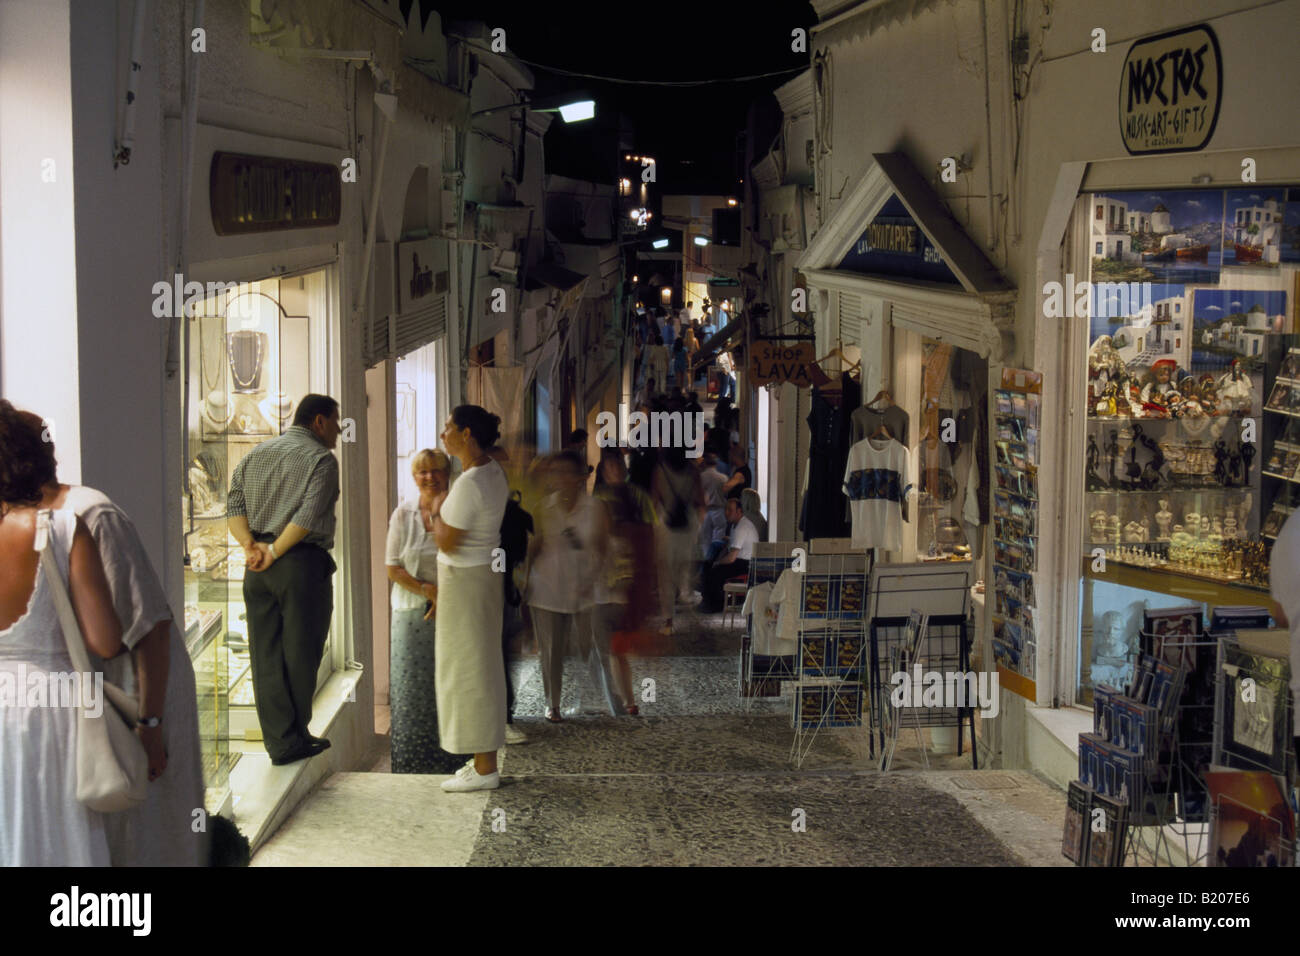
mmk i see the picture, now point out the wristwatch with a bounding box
[137,716,162,728]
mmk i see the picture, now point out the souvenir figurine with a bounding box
[1141,359,1180,415]
[1105,429,1120,488]
[1155,500,1173,540]
[1197,374,1219,416]
[1240,441,1255,485]
[1216,359,1253,413]
[1086,434,1106,490]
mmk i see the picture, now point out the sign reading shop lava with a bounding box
[210,152,342,235]
[1119,24,1221,155]
[749,340,823,387]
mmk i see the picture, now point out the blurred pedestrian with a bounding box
[654,446,705,608]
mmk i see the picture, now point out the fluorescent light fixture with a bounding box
[652,238,669,249]
[694,236,710,246]
[557,99,595,123]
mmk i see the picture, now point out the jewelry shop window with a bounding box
[183,271,338,808]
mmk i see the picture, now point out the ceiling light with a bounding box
[694,236,710,246]
[652,238,668,249]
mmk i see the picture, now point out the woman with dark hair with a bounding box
[433,405,510,791]
[25,409,207,866]
[0,400,125,865]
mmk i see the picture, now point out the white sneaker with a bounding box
[440,762,500,792]
[504,725,529,745]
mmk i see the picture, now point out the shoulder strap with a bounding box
[36,510,94,675]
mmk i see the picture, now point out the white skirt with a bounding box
[435,563,506,754]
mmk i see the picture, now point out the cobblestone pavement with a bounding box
[253,613,1069,867]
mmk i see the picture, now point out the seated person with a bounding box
[699,494,759,613]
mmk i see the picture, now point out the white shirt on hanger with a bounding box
[843,436,912,551]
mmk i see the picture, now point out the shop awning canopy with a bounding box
[798,151,1014,358]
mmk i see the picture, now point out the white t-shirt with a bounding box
[1267,510,1300,735]
[437,460,509,568]
[725,515,759,561]
[526,492,603,613]
[386,499,440,610]
[768,569,804,644]
[843,436,911,552]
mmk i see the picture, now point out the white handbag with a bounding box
[36,510,149,813]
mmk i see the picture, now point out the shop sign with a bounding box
[210,152,341,235]
[1119,24,1221,155]
[836,195,959,285]
[749,339,822,387]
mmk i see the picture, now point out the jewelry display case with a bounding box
[183,277,317,809]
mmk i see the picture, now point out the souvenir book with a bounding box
[1085,791,1128,867]
[1063,781,1091,864]
[1093,683,1122,743]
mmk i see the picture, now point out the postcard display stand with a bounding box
[992,369,1042,698]
[866,562,974,763]
[789,552,870,768]
[740,541,803,701]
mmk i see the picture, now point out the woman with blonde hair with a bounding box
[385,448,455,773]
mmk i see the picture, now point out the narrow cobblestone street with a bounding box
[253,613,1068,866]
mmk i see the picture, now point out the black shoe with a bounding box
[270,739,330,766]
[305,735,331,751]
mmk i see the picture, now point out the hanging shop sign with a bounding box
[749,339,826,388]
[210,152,341,235]
[1119,24,1221,156]
[836,195,960,285]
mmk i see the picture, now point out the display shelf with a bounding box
[1082,558,1268,599]
[1261,471,1300,485]
[1264,406,1300,419]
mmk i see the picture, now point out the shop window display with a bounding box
[183,273,335,811]
[1078,187,1300,702]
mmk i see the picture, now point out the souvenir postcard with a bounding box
[996,391,1014,415]
[1207,770,1296,867]
[1085,790,1128,867]
[1143,605,1203,638]
[1218,641,1290,773]
[839,578,865,618]
[1093,683,1121,742]
[802,576,835,618]
[834,630,865,675]
[799,633,833,678]
[1063,781,1091,865]
[826,683,864,727]
[797,685,827,729]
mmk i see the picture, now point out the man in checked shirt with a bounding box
[227,394,342,765]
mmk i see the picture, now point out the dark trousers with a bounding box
[701,558,749,612]
[243,545,334,759]
[502,577,519,723]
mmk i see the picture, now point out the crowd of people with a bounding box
[0,347,766,860]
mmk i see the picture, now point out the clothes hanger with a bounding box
[865,388,893,409]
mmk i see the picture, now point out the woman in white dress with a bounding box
[15,406,207,866]
[432,406,510,792]
[0,400,124,865]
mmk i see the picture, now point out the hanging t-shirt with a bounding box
[850,404,910,446]
[743,581,789,657]
[767,569,804,644]
[843,436,911,551]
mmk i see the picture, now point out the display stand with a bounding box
[866,561,972,756]
[739,541,802,703]
[788,552,869,768]
[871,613,976,770]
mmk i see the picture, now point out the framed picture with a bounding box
[1218,640,1291,774]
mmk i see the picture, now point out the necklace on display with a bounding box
[227,331,266,393]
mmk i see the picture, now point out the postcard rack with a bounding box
[788,552,870,768]
[739,541,803,703]
[868,614,975,769]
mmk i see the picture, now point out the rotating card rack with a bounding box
[788,550,870,768]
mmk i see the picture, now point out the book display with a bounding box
[991,368,1041,698]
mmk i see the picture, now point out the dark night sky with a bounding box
[418,0,816,192]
